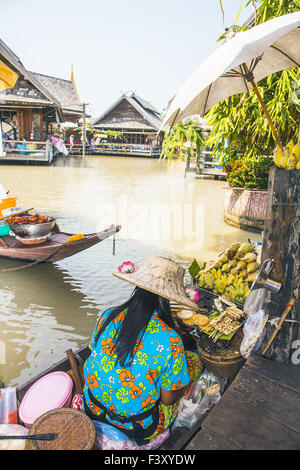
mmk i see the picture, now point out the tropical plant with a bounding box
[222,150,273,189]
[206,0,300,185]
[161,119,204,170]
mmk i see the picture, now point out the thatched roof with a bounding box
[30,72,83,115]
[93,92,162,132]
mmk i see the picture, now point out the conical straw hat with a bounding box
[112,256,199,311]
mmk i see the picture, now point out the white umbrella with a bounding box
[161,11,300,150]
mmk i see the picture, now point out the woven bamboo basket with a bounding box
[25,408,96,450]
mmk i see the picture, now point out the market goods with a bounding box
[6,215,52,225]
[194,242,259,303]
[192,314,210,327]
[274,139,300,170]
[177,310,194,320]
[273,145,283,167]
[292,143,300,162]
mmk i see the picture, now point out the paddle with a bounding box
[0,433,57,441]
[0,208,34,222]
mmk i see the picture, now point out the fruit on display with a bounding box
[273,139,300,170]
[194,242,260,304]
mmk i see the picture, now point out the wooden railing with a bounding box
[0,140,53,162]
[68,143,161,157]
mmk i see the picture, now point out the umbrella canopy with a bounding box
[161,11,300,140]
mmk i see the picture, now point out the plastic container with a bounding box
[0,198,17,217]
[0,387,18,424]
[19,372,73,428]
[0,224,11,237]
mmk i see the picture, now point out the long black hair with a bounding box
[95,287,176,368]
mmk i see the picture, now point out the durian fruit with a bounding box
[273,145,283,168]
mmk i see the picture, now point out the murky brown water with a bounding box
[0,156,261,386]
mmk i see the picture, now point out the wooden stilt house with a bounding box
[92,92,163,157]
[0,38,83,163]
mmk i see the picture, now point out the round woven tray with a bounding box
[25,408,96,450]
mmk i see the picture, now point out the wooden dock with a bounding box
[184,355,300,450]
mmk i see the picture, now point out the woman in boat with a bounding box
[83,256,202,446]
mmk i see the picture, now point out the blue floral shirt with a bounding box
[83,309,189,431]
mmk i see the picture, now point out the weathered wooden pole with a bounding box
[261,167,300,364]
[82,103,86,157]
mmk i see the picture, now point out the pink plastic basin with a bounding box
[19,371,73,428]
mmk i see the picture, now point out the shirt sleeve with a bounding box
[88,309,112,350]
[158,335,190,391]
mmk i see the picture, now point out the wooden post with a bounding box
[261,167,300,364]
[82,103,86,157]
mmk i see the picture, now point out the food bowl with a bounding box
[10,218,56,238]
[15,233,52,245]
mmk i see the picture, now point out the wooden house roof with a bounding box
[30,72,83,116]
[0,38,61,109]
[92,92,162,131]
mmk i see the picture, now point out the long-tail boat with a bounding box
[0,224,120,265]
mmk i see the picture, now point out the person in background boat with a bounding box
[83,256,202,446]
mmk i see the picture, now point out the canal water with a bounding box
[0,156,261,386]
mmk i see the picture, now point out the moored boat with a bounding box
[0,224,120,265]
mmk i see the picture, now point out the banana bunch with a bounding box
[273,139,300,170]
[196,242,260,303]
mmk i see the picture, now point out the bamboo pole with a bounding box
[261,298,296,356]
[242,63,284,152]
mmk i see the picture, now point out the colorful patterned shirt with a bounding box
[83,308,190,431]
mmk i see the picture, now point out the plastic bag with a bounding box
[172,371,225,430]
[0,387,18,424]
[240,309,267,359]
[0,424,29,450]
[243,286,266,317]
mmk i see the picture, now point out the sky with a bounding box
[1,0,253,119]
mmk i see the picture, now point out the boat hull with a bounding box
[0,225,120,262]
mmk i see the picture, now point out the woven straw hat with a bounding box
[113,256,199,311]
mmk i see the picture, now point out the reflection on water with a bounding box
[0,156,261,386]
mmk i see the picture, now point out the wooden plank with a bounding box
[225,364,300,432]
[186,427,241,450]
[261,167,300,364]
[244,355,300,393]
[202,394,300,450]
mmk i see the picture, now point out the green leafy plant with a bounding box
[207,0,300,182]
[222,150,273,189]
[161,119,204,170]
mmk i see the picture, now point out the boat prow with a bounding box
[0,224,121,264]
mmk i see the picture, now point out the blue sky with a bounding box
[1,0,253,118]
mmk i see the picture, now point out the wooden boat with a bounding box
[0,224,120,263]
[15,341,210,451]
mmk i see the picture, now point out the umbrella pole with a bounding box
[243,63,283,152]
